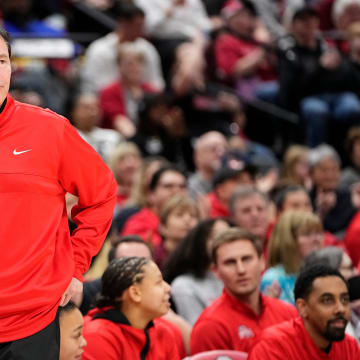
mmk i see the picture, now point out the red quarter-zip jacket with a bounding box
[0,95,117,341]
[249,317,360,359]
[190,289,298,354]
[82,308,181,360]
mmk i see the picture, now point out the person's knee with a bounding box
[334,93,360,121]
[301,98,329,126]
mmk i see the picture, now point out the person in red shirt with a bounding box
[82,257,180,360]
[0,28,117,359]
[190,228,298,355]
[249,264,360,359]
[121,165,187,246]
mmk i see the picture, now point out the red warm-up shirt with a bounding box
[249,317,360,359]
[207,192,230,218]
[0,95,117,341]
[190,289,298,355]
[83,308,181,360]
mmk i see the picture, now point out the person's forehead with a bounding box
[0,37,9,58]
[218,239,257,258]
[115,242,152,259]
[159,171,185,183]
[310,276,348,297]
[237,194,265,207]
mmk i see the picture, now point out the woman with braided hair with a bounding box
[82,257,180,359]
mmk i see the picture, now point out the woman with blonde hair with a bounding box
[260,210,324,304]
[281,144,311,189]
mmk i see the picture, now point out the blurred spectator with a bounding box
[229,187,271,252]
[280,144,311,188]
[81,2,164,93]
[59,302,87,360]
[108,142,142,210]
[134,0,214,94]
[253,0,305,39]
[131,93,194,170]
[208,162,255,218]
[188,131,228,199]
[261,210,324,304]
[340,126,360,189]
[70,93,122,163]
[99,43,158,137]
[273,185,313,215]
[164,218,232,325]
[112,156,169,234]
[121,165,187,246]
[333,0,360,32]
[308,144,357,238]
[303,246,360,342]
[190,228,297,354]
[155,194,200,270]
[214,0,277,100]
[82,257,181,359]
[1,0,65,36]
[278,6,360,147]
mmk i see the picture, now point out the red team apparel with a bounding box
[0,96,117,342]
[249,317,360,359]
[82,308,181,360]
[190,289,298,354]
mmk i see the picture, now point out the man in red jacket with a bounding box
[190,228,298,355]
[249,264,360,359]
[0,28,117,359]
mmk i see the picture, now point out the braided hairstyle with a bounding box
[96,257,151,308]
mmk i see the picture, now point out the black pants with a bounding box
[0,312,60,360]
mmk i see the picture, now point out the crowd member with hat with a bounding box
[207,151,256,218]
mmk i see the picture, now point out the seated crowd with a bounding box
[5,0,360,359]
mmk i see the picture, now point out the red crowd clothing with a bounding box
[121,207,162,246]
[0,95,117,342]
[249,317,360,360]
[207,192,230,218]
[214,33,275,81]
[82,308,181,360]
[99,81,156,129]
[345,211,360,267]
[190,289,298,354]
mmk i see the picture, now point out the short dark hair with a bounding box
[211,227,262,264]
[292,7,319,23]
[0,27,11,58]
[148,165,186,191]
[108,235,152,262]
[239,0,257,17]
[294,264,348,301]
[273,185,308,211]
[59,301,78,317]
[113,2,145,22]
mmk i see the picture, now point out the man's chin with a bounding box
[324,327,346,342]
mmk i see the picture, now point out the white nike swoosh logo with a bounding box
[13,149,32,155]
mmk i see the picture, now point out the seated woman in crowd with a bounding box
[99,42,158,138]
[303,246,360,343]
[59,301,87,360]
[155,194,201,270]
[261,210,324,304]
[163,218,233,325]
[82,257,181,360]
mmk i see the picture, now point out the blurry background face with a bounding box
[292,17,319,47]
[71,94,101,132]
[206,220,231,256]
[162,207,199,241]
[311,158,340,191]
[115,153,142,185]
[119,53,145,84]
[282,190,312,213]
[351,139,360,168]
[297,230,324,260]
[338,252,357,280]
[233,194,269,239]
[123,15,145,40]
[60,308,86,360]
[228,10,256,36]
